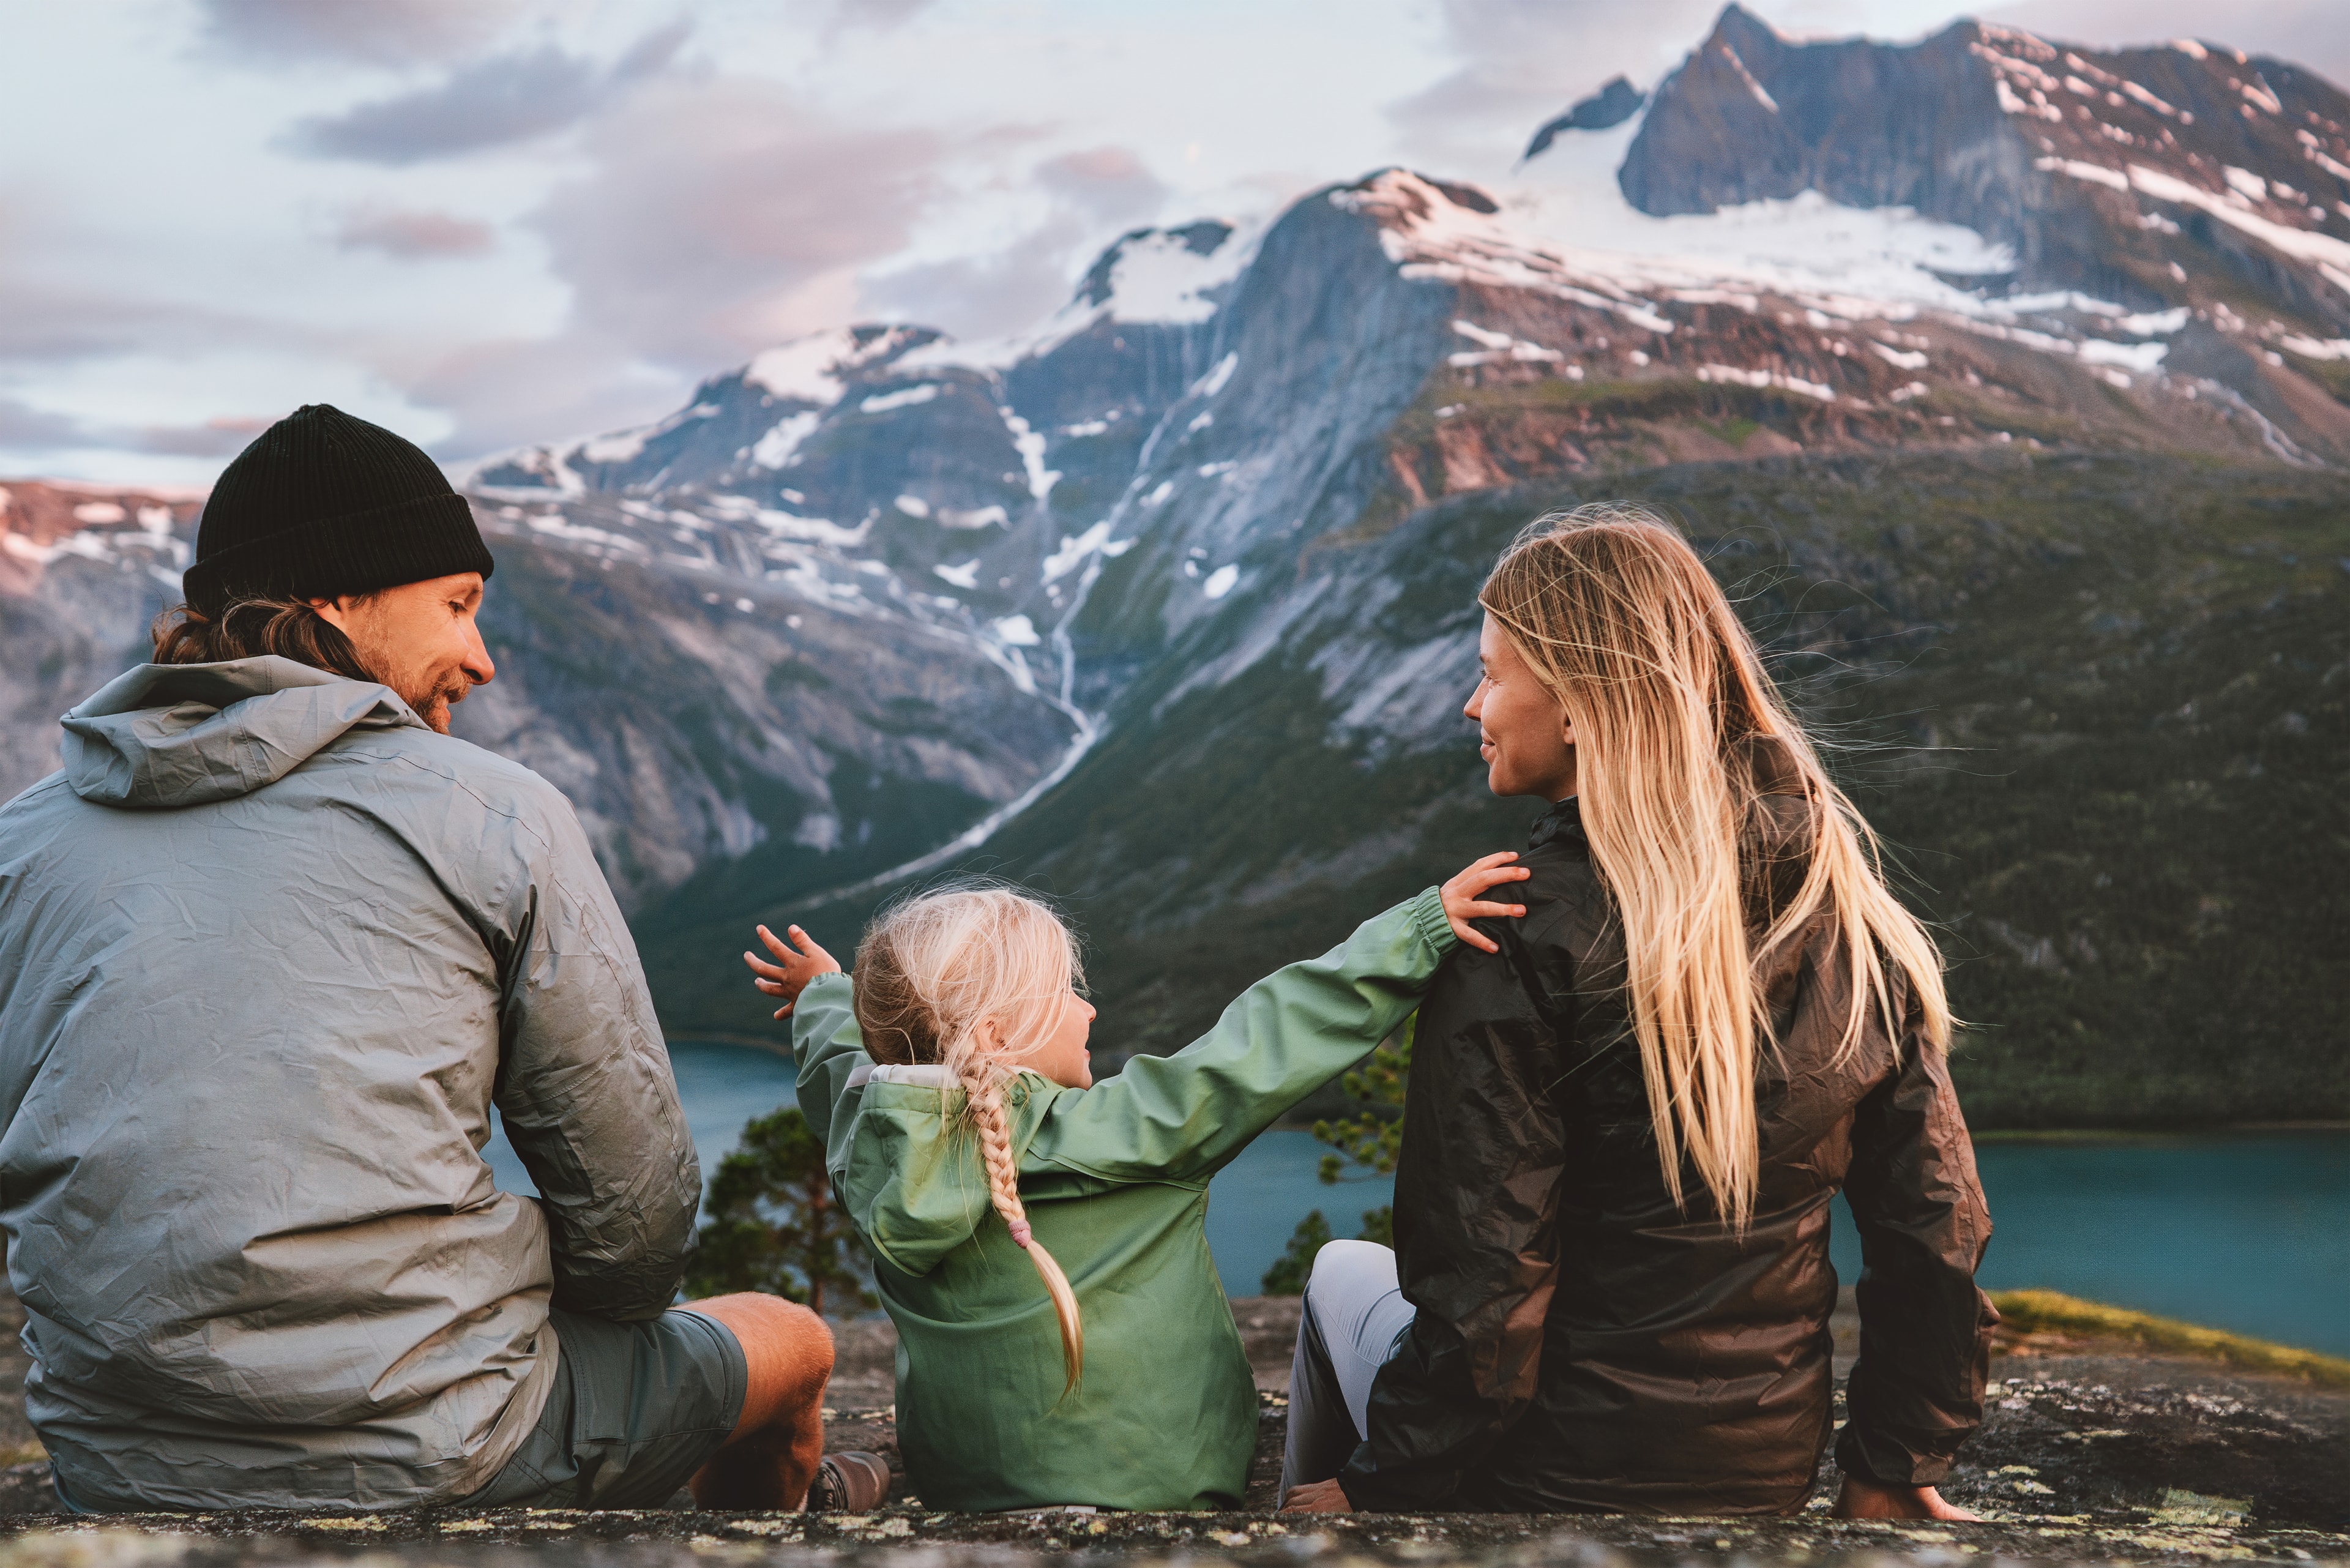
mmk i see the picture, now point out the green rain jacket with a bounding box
[792,888,1457,1512]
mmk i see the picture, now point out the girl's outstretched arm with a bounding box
[1026,856,1529,1186]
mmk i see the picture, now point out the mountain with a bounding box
[0,481,203,803]
[3,7,2344,1122]
[1622,5,2350,321]
[450,222,1248,911]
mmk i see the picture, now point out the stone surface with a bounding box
[2,1288,2343,1562]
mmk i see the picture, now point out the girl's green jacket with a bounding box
[791,888,1457,1512]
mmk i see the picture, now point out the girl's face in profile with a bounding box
[1466,613,1578,802]
[1016,987,1097,1089]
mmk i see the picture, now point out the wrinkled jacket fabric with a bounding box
[794,890,1457,1512]
[0,659,699,1512]
[1341,759,1994,1515]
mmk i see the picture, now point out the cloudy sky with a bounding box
[4,0,2340,484]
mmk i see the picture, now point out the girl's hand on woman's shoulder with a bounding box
[743,923,843,1020]
[1441,851,1533,953]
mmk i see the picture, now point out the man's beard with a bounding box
[400,674,472,734]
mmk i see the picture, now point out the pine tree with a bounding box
[1259,1016,1411,1293]
[684,1106,876,1315]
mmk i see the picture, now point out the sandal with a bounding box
[805,1450,891,1512]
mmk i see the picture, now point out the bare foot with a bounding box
[1832,1476,1981,1520]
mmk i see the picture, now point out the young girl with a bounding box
[740,859,1529,1512]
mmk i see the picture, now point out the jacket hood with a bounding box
[60,657,425,809]
[837,1065,1056,1277]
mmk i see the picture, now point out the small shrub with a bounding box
[1310,1020,1411,1182]
[1266,1016,1412,1282]
[1261,1210,1334,1295]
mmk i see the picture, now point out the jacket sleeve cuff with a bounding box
[801,969,853,1006]
[790,971,856,1051]
[1407,886,1457,958]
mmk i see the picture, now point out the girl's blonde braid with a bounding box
[852,883,1089,1400]
[961,1067,1084,1393]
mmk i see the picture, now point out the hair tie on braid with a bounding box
[1007,1217,1033,1249]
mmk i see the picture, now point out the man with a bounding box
[0,405,881,1514]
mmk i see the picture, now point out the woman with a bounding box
[1281,503,1994,1518]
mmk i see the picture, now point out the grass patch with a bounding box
[1991,1289,2350,1387]
[1905,384,2091,444]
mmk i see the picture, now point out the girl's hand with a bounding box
[1442,851,1532,952]
[744,924,843,1020]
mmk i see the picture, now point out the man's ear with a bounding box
[308,596,354,634]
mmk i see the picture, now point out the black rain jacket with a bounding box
[1339,748,1994,1514]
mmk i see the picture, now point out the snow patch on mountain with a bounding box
[1505,114,2014,310]
[860,383,940,413]
[1072,220,1258,326]
[1002,408,1059,501]
[2042,157,2350,291]
[906,220,1259,372]
[1041,519,1132,584]
[938,504,1008,529]
[580,401,720,465]
[1334,142,2209,396]
[747,326,922,405]
[751,410,821,469]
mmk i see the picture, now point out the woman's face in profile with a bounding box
[1465,613,1578,802]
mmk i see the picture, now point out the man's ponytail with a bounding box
[964,1072,1083,1394]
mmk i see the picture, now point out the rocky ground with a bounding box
[0,1288,2341,1566]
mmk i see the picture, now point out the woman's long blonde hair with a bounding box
[1479,504,1951,1230]
[852,884,1084,1393]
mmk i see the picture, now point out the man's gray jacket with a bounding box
[0,658,701,1511]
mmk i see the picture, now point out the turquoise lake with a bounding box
[485,1042,2350,1357]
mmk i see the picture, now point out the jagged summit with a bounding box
[1523,75,1646,162]
[1618,4,2350,313]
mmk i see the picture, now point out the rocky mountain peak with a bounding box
[1335,169,1501,228]
[1617,7,2350,321]
[1523,76,1646,162]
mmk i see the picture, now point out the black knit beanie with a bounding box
[181,404,493,617]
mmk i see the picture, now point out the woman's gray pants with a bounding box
[1278,1239,1417,1501]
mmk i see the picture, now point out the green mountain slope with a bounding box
[642,450,2349,1127]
